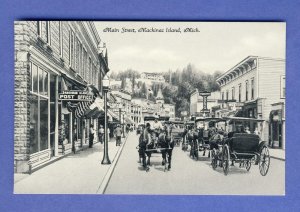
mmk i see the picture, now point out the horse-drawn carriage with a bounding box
[169,121,185,146]
[181,121,194,151]
[195,117,226,157]
[137,115,174,172]
[210,117,270,176]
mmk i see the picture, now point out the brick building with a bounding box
[14,21,108,173]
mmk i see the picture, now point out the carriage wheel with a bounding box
[245,161,251,171]
[259,146,270,176]
[222,145,230,175]
[211,149,217,170]
[195,141,199,160]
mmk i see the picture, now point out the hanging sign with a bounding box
[59,90,93,101]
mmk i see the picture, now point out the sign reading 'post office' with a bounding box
[59,90,93,101]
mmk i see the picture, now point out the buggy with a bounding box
[211,117,270,176]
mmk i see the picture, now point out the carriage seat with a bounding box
[230,133,260,153]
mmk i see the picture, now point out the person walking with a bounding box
[114,124,123,146]
[98,125,104,144]
[89,124,95,148]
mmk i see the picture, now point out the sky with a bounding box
[94,22,285,74]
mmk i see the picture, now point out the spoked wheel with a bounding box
[211,149,217,170]
[259,145,270,176]
[245,160,251,171]
[222,144,230,175]
[194,141,199,160]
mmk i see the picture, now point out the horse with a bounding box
[160,124,174,170]
[138,124,174,171]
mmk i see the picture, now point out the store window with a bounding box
[29,62,49,154]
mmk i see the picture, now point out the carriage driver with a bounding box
[151,116,164,146]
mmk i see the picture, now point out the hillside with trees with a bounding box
[110,64,222,117]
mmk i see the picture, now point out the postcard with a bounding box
[14,21,285,195]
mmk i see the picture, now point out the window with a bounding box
[245,80,249,101]
[37,21,50,44]
[281,75,285,98]
[30,62,50,154]
[222,92,224,100]
[251,78,254,100]
[226,90,229,101]
[88,57,92,83]
[59,22,63,57]
[69,30,73,67]
[238,83,241,102]
[232,87,235,100]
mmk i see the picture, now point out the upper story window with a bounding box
[232,87,235,100]
[37,21,51,45]
[222,92,224,100]
[59,22,63,57]
[281,75,285,98]
[226,90,229,101]
[238,83,242,102]
[245,80,249,101]
[251,78,254,100]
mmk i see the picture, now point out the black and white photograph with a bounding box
[14,21,285,195]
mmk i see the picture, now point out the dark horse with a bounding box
[138,124,174,171]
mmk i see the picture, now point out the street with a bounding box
[105,132,285,195]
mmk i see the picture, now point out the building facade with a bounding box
[216,56,285,149]
[14,21,107,173]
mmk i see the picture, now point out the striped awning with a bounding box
[74,85,101,119]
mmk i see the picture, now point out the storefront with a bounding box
[28,60,101,169]
[269,102,285,149]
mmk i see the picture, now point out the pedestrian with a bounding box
[89,124,95,148]
[98,125,104,144]
[114,124,122,146]
[107,127,110,139]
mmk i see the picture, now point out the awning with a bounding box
[124,116,135,124]
[107,109,120,122]
[74,85,101,119]
[84,97,105,119]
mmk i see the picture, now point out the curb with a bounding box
[96,134,129,194]
[270,156,285,161]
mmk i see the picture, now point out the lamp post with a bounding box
[118,103,122,126]
[122,111,125,138]
[101,75,111,165]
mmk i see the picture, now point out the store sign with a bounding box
[59,90,93,101]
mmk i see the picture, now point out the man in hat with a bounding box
[151,116,163,147]
[114,124,123,146]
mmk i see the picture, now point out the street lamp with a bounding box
[122,111,125,138]
[101,75,111,165]
[118,103,122,126]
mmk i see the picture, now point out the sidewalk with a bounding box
[269,148,285,161]
[14,135,128,194]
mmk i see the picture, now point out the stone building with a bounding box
[14,21,108,173]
